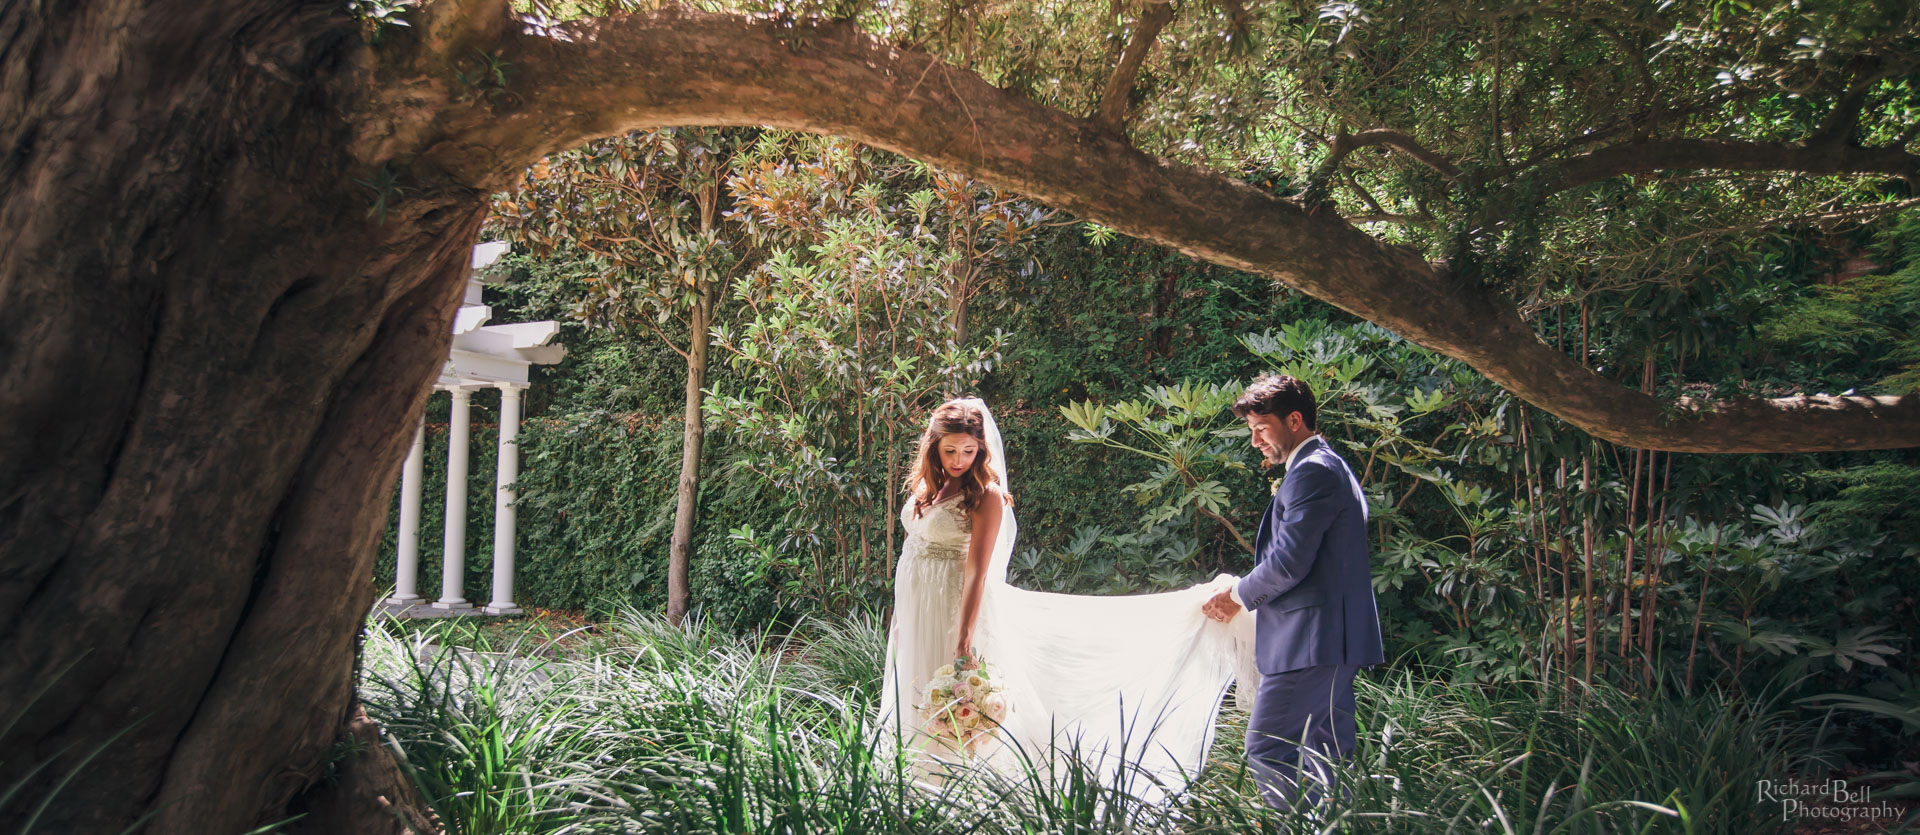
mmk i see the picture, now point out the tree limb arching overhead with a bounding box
[1092,1,1177,135]
[428,10,1916,453]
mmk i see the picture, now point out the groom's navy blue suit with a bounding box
[1233,434,1384,811]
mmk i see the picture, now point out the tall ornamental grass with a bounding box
[359,609,1828,834]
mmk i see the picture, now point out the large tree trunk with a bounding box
[281,706,442,834]
[0,1,486,830]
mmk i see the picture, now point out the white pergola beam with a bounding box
[454,304,492,334]
[484,321,561,347]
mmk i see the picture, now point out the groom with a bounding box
[1203,374,1384,811]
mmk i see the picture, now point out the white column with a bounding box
[388,414,427,605]
[434,386,476,610]
[484,383,526,615]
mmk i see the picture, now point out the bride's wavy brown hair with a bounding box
[907,400,1005,518]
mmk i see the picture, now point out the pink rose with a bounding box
[981,694,1008,722]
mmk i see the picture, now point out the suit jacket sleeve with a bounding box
[1235,460,1342,608]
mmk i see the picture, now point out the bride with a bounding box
[878,397,1255,793]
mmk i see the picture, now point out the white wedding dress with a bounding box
[878,399,1258,796]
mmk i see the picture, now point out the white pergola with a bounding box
[387,242,565,615]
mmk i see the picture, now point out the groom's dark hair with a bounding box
[1232,374,1317,429]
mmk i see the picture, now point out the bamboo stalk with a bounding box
[1554,305,1574,694]
[1642,353,1683,688]
[1620,444,1642,685]
[1521,409,1553,682]
[1558,459,1574,695]
[1582,450,1596,690]
[1579,302,1595,690]
[1518,406,1545,607]
[1618,350,1654,685]
[1643,448,1675,689]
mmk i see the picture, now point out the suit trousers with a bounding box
[1244,663,1361,811]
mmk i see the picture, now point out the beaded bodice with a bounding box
[900,492,972,564]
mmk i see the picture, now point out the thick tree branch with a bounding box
[1345,129,1462,179]
[453,11,1919,453]
[1537,136,1920,198]
[1092,1,1175,134]
[1805,77,1880,150]
[416,0,512,59]
[1348,213,1434,227]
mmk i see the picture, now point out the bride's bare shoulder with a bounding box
[982,484,1012,508]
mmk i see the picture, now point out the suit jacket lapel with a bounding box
[1263,436,1328,550]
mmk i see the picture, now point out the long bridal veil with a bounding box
[883,397,1257,797]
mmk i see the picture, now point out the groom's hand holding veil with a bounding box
[1202,578,1243,622]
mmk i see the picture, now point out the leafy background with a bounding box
[376,148,1920,784]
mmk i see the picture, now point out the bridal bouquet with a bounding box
[920,656,1009,756]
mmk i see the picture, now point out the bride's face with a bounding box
[937,434,981,479]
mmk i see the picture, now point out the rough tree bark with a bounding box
[2,1,1915,832]
[0,1,493,831]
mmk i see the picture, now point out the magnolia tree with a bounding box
[491,130,1033,620]
[3,0,1917,830]
[706,136,1032,611]
[491,127,746,624]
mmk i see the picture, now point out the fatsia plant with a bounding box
[1060,319,1471,560]
[1689,505,1905,690]
[1239,319,1460,492]
[1010,521,1205,596]
[1060,380,1254,553]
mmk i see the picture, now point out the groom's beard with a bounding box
[1266,438,1300,469]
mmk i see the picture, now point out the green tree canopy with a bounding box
[419,0,1920,451]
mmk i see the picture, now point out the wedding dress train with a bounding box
[878,399,1258,796]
